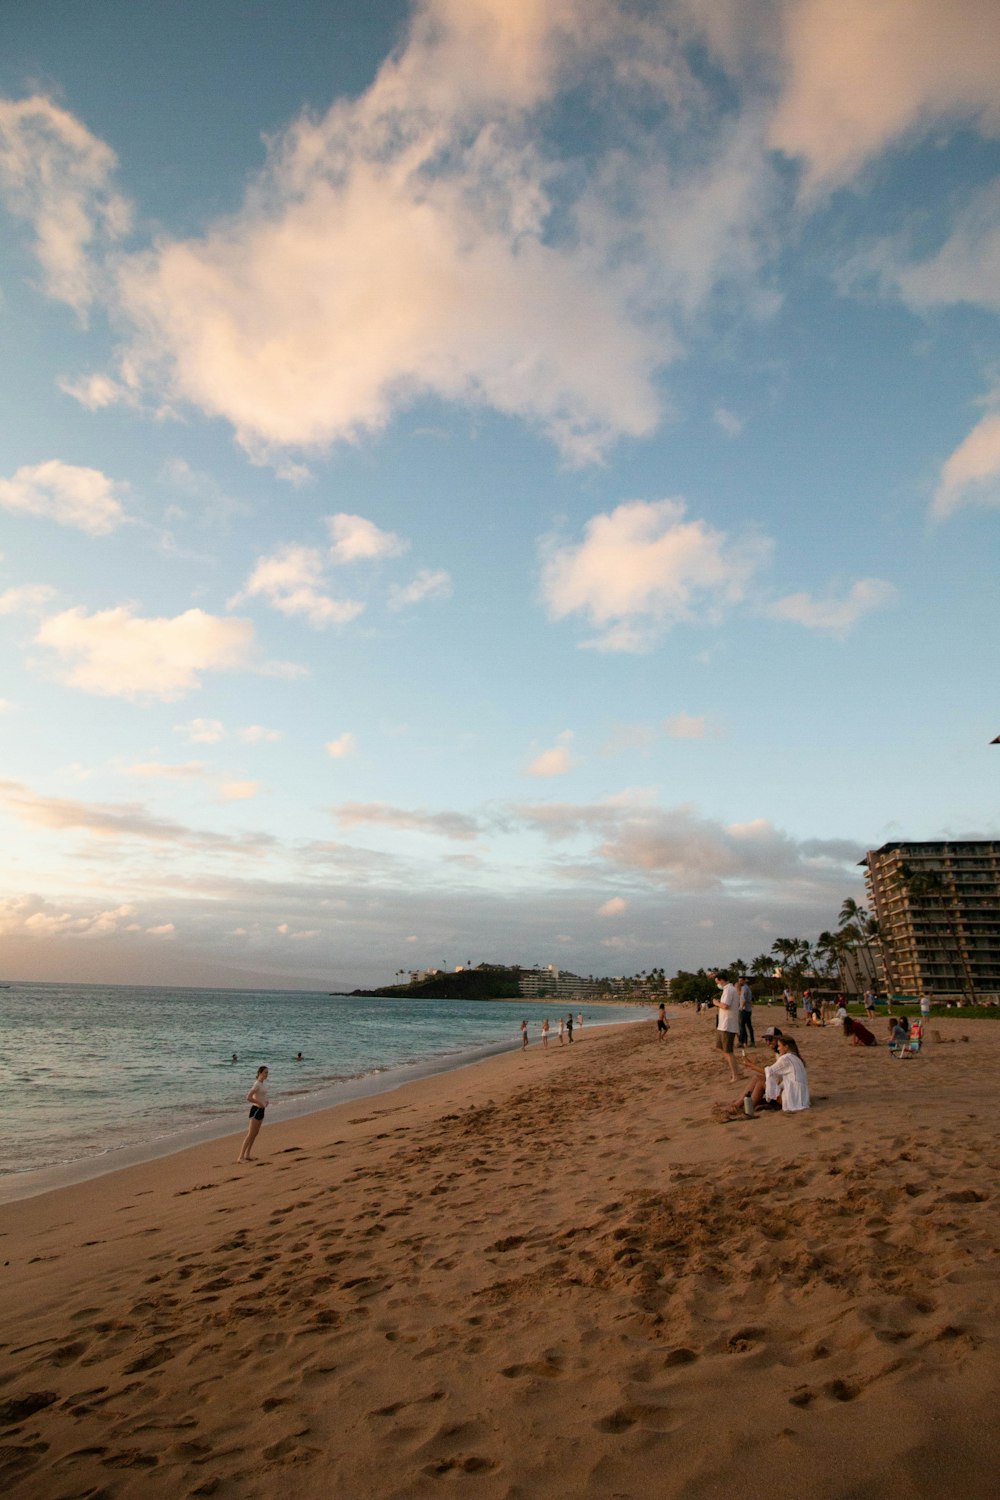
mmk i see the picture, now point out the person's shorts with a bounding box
[248,1106,266,1121]
[715,1031,736,1054]
[657,1020,667,1032]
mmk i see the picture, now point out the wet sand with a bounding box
[1,1011,998,1498]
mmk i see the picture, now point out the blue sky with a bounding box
[0,0,997,989]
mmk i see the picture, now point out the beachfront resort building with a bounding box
[862,841,1000,1001]
[518,965,593,998]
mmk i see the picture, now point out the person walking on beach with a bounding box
[541,1018,550,1049]
[715,974,742,1085]
[656,1002,670,1042]
[238,1065,269,1162]
[520,1019,529,1050]
[737,979,754,1047]
[566,1012,574,1043]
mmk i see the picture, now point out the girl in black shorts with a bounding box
[238,1065,269,1161]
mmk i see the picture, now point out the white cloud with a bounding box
[0,94,131,311]
[525,730,576,778]
[219,780,261,802]
[126,761,205,779]
[713,405,744,438]
[763,578,898,635]
[933,403,1000,518]
[541,498,772,651]
[237,723,283,744]
[332,801,480,841]
[664,712,706,740]
[0,584,57,616]
[0,460,128,534]
[770,0,1000,192]
[231,543,364,627]
[146,923,176,938]
[58,371,134,410]
[35,605,254,700]
[326,731,358,759]
[326,513,407,564]
[0,894,140,940]
[8,5,793,467]
[388,568,453,610]
[175,717,227,744]
[896,181,1000,314]
[598,896,627,917]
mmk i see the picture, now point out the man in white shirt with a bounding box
[715,974,742,1083]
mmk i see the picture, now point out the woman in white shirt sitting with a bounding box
[736,1037,810,1113]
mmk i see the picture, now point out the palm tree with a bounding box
[838,898,878,991]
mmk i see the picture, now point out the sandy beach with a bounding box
[2,1010,998,1499]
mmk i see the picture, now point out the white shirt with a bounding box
[764,1053,809,1112]
[717,984,740,1033]
[249,1077,269,1107]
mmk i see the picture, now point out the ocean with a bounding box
[0,982,648,1187]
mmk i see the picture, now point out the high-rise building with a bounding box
[861,841,1000,1001]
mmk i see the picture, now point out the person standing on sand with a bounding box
[558,1016,566,1045]
[238,1065,269,1162]
[566,1012,574,1043]
[541,1018,550,1049]
[715,974,742,1084]
[656,1002,670,1042]
[577,1013,584,1031]
[520,1019,529,1049]
[738,979,755,1047]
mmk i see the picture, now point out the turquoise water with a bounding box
[0,983,644,1178]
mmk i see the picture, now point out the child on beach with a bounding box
[520,1019,529,1049]
[656,1002,670,1041]
[238,1066,269,1162]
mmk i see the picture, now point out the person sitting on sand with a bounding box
[735,1036,810,1114]
[843,1016,878,1047]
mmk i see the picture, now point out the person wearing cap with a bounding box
[715,973,742,1084]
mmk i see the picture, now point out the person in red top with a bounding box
[843,1016,878,1047]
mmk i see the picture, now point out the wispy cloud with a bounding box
[0,94,131,311]
[0,778,275,854]
[388,568,452,611]
[933,400,1000,519]
[331,801,481,841]
[763,578,898,635]
[664,713,706,740]
[0,583,57,615]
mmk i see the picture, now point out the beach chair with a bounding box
[888,1035,921,1059]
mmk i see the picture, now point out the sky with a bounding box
[0,0,998,991]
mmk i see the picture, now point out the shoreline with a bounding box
[3,1011,999,1497]
[0,1015,648,1207]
